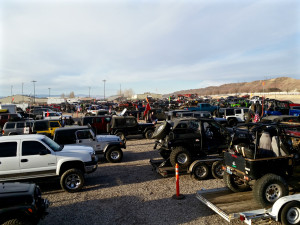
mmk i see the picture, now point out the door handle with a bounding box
[21,159,28,162]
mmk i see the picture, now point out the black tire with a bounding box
[105,146,123,163]
[211,161,224,179]
[228,118,237,127]
[280,201,300,225]
[192,163,210,180]
[169,146,192,168]
[145,129,154,139]
[253,173,289,208]
[223,172,250,192]
[3,218,32,225]
[60,169,84,193]
[152,121,170,140]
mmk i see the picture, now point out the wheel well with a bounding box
[277,200,300,222]
[59,161,85,175]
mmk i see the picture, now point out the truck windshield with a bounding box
[42,136,63,152]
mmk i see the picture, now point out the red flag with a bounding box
[144,103,151,117]
[12,97,14,102]
[46,110,49,117]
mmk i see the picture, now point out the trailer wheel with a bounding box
[223,172,250,192]
[170,146,192,169]
[253,174,289,208]
[211,161,224,179]
[192,163,210,180]
[280,201,300,225]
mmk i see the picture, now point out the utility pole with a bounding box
[89,87,91,98]
[32,80,37,104]
[103,80,106,100]
[48,88,51,98]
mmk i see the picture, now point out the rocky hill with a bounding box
[170,77,300,96]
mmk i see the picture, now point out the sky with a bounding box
[0,0,299,98]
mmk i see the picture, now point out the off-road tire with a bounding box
[105,146,123,163]
[145,129,154,139]
[223,172,250,192]
[3,218,31,225]
[60,169,84,193]
[152,121,170,140]
[253,173,289,208]
[280,201,300,225]
[192,163,210,180]
[211,161,224,179]
[170,146,192,168]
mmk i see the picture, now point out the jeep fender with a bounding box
[57,160,85,175]
[103,143,124,153]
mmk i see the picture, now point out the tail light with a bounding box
[240,215,245,221]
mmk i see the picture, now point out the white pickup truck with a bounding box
[0,134,98,192]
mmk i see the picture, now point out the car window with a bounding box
[34,121,48,131]
[5,123,15,129]
[50,121,60,128]
[42,137,61,152]
[235,109,241,114]
[22,141,47,156]
[0,142,17,157]
[55,130,76,144]
[16,123,25,128]
[76,130,93,139]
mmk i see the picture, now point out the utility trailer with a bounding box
[150,155,223,179]
[196,188,300,224]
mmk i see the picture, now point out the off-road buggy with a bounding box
[151,117,252,179]
[223,122,300,207]
[0,182,49,225]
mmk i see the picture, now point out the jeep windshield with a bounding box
[42,136,63,151]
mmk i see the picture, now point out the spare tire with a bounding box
[151,121,171,140]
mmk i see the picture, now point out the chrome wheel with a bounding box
[177,153,188,164]
[110,151,120,160]
[265,184,282,202]
[65,174,81,190]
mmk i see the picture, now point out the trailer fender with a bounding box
[270,195,300,221]
[188,160,204,173]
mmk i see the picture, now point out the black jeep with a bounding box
[107,116,155,140]
[0,182,49,225]
[223,123,300,207]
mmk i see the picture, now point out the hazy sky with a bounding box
[1,0,299,98]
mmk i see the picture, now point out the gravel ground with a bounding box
[38,136,251,225]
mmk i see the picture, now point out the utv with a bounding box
[151,117,251,180]
[0,182,49,225]
[107,116,155,141]
[223,123,300,207]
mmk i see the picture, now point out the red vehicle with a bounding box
[79,116,112,134]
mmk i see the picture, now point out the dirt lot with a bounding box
[39,136,245,225]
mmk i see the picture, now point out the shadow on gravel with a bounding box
[40,194,215,225]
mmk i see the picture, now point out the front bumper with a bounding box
[84,160,98,173]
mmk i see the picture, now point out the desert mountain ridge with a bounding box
[168,77,300,96]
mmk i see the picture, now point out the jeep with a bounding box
[0,182,50,225]
[108,116,155,140]
[53,126,125,163]
[223,123,300,207]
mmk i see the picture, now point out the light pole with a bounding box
[102,80,106,100]
[48,88,51,98]
[11,85,13,103]
[22,82,24,103]
[32,80,37,104]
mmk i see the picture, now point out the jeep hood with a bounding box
[96,135,121,142]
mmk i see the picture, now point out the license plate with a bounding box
[226,167,232,174]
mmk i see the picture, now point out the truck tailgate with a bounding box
[196,188,261,222]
